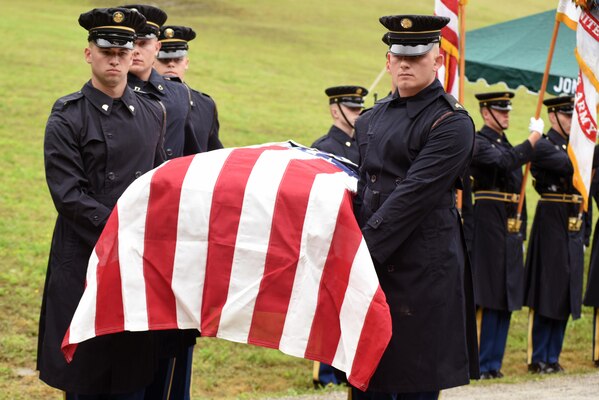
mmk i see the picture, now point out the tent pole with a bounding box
[515,19,561,223]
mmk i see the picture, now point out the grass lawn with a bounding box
[1,0,596,399]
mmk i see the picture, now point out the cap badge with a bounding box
[356,88,363,95]
[165,28,175,38]
[400,18,413,29]
[113,11,125,23]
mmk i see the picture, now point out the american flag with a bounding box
[435,0,460,97]
[61,142,392,391]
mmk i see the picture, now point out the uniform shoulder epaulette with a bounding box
[441,93,466,112]
[52,91,84,111]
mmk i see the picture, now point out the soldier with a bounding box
[523,95,584,374]
[155,25,222,153]
[120,4,198,159]
[353,14,479,400]
[469,92,544,379]
[37,8,165,399]
[117,6,201,400]
[311,86,368,165]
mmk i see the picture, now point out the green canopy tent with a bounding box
[465,10,578,96]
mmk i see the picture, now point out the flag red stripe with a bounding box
[305,190,360,363]
[247,159,341,347]
[441,27,458,47]
[347,287,392,391]
[95,208,125,334]
[201,147,283,335]
[440,0,458,14]
[144,157,194,329]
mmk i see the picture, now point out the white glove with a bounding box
[529,117,544,135]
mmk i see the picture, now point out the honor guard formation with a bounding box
[37,5,599,400]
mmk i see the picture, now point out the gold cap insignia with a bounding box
[400,18,413,29]
[356,88,363,95]
[113,11,125,23]
[165,28,175,38]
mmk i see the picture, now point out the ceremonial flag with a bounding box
[60,142,392,391]
[435,0,460,97]
[559,1,599,210]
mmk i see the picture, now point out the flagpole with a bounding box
[456,0,467,212]
[515,19,561,224]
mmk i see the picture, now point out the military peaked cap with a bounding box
[325,86,368,108]
[157,25,196,59]
[543,95,574,114]
[120,4,167,38]
[475,91,515,111]
[79,8,147,49]
[380,15,449,56]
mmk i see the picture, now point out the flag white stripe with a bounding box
[172,150,234,329]
[435,0,458,33]
[332,239,378,371]
[279,172,347,356]
[118,167,162,330]
[68,251,99,343]
[218,150,313,340]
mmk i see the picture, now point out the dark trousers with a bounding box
[479,308,511,373]
[66,390,145,400]
[351,388,439,400]
[531,312,567,364]
[144,345,193,400]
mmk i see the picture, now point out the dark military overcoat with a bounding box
[37,82,165,394]
[128,69,194,158]
[470,125,532,311]
[312,125,360,165]
[523,129,585,320]
[356,80,479,393]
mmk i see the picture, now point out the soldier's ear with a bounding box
[84,46,92,64]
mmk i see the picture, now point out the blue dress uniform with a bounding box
[37,8,166,398]
[312,125,359,165]
[311,85,368,167]
[524,114,585,374]
[157,26,223,154]
[469,92,532,378]
[127,69,194,158]
[353,15,479,400]
[584,146,599,368]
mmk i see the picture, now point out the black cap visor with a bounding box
[89,28,136,49]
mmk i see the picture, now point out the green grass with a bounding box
[1,0,596,399]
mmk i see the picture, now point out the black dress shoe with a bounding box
[490,370,504,378]
[545,362,564,373]
[528,362,547,374]
[479,371,493,380]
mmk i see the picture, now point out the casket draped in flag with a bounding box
[61,142,392,390]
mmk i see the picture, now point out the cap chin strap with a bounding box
[488,108,507,132]
[337,103,355,130]
[555,111,568,138]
